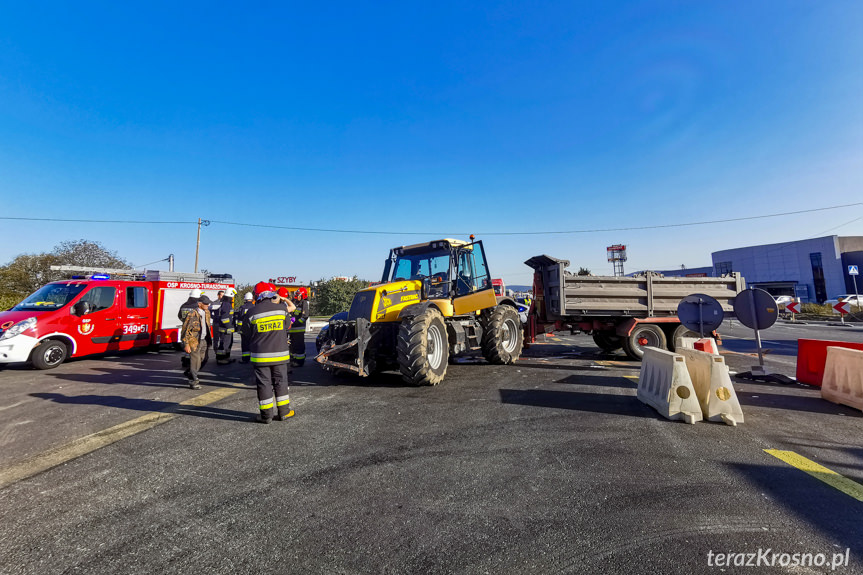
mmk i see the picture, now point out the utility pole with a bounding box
[194,219,210,273]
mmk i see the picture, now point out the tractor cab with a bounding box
[382,239,494,308]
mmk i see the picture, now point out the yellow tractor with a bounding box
[315,238,523,385]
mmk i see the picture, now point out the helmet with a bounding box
[277,287,290,299]
[244,292,253,302]
[190,289,202,298]
[254,281,274,296]
[295,287,308,300]
[225,287,237,297]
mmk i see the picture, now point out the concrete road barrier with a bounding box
[679,348,744,426]
[637,347,703,424]
[822,346,863,412]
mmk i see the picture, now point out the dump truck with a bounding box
[524,255,745,360]
[315,238,523,385]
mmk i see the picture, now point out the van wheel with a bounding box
[32,340,68,370]
[622,325,667,361]
[482,305,523,364]
[398,308,448,386]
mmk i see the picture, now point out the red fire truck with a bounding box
[0,270,234,369]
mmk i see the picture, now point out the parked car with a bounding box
[824,294,863,309]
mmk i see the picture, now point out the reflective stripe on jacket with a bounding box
[241,299,291,365]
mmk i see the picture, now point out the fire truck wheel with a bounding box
[668,325,700,352]
[397,308,448,386]
[32,339,68,370]
[621,325,667,361]
[482,305,524,364]
[592,332,623,352]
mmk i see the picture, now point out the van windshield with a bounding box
[12,283,88,311]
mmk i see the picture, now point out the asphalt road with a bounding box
[0,326,861,574]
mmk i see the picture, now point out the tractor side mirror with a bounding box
[73,301,91,317]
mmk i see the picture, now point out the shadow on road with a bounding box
[499,388,655,418]
[29,392,254,422]
[727,461,863,559]
[735,391,863,417]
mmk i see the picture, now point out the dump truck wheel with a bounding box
[397,308,448,386]
[621,324,667,360]
[482,305,523,364]
[592,332,623,352]
[668,325,700,352]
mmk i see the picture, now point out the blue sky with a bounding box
[1,1,861,287]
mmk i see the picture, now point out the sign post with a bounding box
[834,301,851,324]
[850,265,860,314]
[733,288,779,376]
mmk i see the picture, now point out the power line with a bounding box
[2,201,862,236]
[0,217,194,224]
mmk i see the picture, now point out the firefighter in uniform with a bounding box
[277,287,293,349]
[234,292,255,363]
[243,282,296,423]
[178,289,204,377]
[289,287,310,367]
[214,287,237,364]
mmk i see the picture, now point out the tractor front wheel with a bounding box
[482,305,524,364]
[397,308,449,386]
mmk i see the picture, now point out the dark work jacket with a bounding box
[241,298,291,364]
[178,297,198,322]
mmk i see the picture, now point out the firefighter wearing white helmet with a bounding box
[235,292,256,363]
[214,287,238,364]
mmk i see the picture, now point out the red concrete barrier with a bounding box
[796,339,863,386]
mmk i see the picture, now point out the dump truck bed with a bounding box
[525,255,745,321]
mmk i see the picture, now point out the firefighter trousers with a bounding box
[254,363,290,421]
[216,331,234,363]
[290,331,305,366]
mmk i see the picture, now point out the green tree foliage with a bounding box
[577,267,591,276]
[0,240,131,305]
[312,277,370,316]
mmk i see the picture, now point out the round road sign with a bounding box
[733,288,778,330]
[677,293,725,334]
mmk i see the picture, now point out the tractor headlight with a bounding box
[0,317,37,341]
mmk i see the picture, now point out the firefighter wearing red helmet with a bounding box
[289,287,310,367]
[242,282,296,423]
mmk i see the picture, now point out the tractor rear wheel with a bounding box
[482,305,523,364]
[397,308,449,386]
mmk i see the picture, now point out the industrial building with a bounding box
[633,235,863,303]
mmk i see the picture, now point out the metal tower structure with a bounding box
[607,244,627,277]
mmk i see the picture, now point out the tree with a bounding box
[577,267,591,276]
[312,276,370,316]
[0,240,131,302]
[52,239,131,269]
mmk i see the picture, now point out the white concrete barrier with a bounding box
[637,347,703,424]
[675,336,718,355]
[674,336,700,351]
[822,346,863,412]
[679,348,744,426]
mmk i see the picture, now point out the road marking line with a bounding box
[764,449,863,502]
[0,387,241,490]
[623,375,638,380]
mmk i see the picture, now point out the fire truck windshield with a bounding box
[13,283,88,311]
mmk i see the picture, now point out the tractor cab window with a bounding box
[456,243,491,296]
[390,248,452,298]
